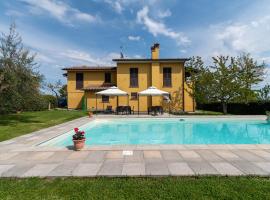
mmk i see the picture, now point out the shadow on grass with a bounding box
[0,114,41,126]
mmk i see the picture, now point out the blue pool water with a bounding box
[41,119,270,146]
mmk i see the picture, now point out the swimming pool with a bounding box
[40,118,270,147]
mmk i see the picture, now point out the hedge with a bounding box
[197,102,270,115]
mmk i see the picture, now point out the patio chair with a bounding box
[157,106,164,115]
[104,105,114,114]
[130,106,135,114]
[148,106,152,115]
[116,106,124,115]
[124,106,134,115]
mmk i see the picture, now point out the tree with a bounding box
[210,56,242,114]
[59,84,67,98]
[236,53,265,103]
[257,84,270,101]
[187,56,242,114]
[185,56,215,103]
[46,80,62,107]
[0,23,43,113]
[0,73,9,92]
[162,87,183,113]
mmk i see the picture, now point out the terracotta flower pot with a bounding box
[88,111,93,118]
[73,139,86,151]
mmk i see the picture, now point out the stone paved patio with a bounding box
[1,115,270,177]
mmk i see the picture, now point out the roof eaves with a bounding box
[62,66,117,71]
[112,58,190,63]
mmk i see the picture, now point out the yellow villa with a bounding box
[63,43,195,113]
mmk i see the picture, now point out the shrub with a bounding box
[197,102,270,115]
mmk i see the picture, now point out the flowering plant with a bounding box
[72,128,86,140]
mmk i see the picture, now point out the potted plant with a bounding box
[88,111,93,118]
[72,128,86,151]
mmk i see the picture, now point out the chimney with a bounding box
[151,43,160,59]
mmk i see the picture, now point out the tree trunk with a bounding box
[55,94,59,108]
[222,102,227,114]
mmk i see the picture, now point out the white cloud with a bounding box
[180,49,187,54]
[128,35,140,41]
[214,17,268,57]
[136,6,190,45]
[36,53,56,63]
[21,0,97,25]
[74,12,96,22]
[104,0,124,14]
[188,13,270,62]
[60,50,119,66]
[5,10,24,17]
[134,54,142,58]
[157,9,171,18]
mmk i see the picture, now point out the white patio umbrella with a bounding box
[138,86,169,96]
[96,86,128,96]
[95,86,129,112]
[137,86,169,115]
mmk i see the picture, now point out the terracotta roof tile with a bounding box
[82,83,115,91]
[112,58,189,63]
[62,66,116,71]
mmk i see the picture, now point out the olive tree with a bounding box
[0,23,44,113]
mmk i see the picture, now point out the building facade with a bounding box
[63,44,195,112]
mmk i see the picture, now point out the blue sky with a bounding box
[0,0,270,86]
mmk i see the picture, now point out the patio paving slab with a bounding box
[210,162,244,175]
[178,150,203,162]
[214,150,242,161]
[254,162,270,173]
[146,162,169,176]
[48,163,78,177]
[27,152,55,161]
[248,150,270,160]
[67,151,90,160]
[161,150,183,162]
[0,165,15,176]
[2,163,34,177]
[124,151,144,163]
[196,150,224,162]
[143,151,162,159]
[231,161,269,175]
[122,163,145,176]
[0,152,19,161]
[188,162,219,175]
[21,164,59,177]
[98,162,123,176]
[84,151,106,163]
[44,151,73,163]
[106,151,124,159]
[72,163,102,176]
[167,162,194,176]
[233,150,266,162]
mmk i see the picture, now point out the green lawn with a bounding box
[0,110,87,141]
[0,177,269,199]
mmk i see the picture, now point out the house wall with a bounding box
[86,91,118,111]
[184,82,195,112]
[67,70,116,109]
[117,62,152,112]
[66,65,195,112]
[115,61,194,112]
